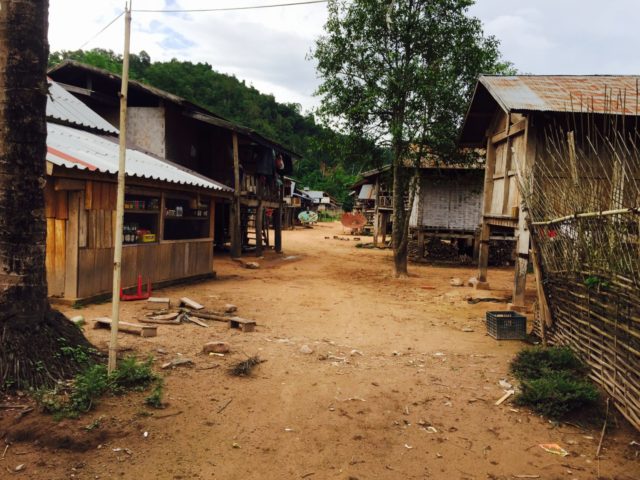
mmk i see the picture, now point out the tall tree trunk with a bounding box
[391,144,410,277]
[0,0,91,390]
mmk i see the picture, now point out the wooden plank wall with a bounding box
[77,240,213,298]
[44,181,68,297]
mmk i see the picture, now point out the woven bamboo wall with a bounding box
[534,272,640,430]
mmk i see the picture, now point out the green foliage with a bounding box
[57,337,96,366]
[312,0,513,269]
[510,346,586,381]
[49,49,382,204]
[36,356,160,418]
[145,380,165,409]
[108,356,156,393]
[510,346,599,419]
[515,372,599,419]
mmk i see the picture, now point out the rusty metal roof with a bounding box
[479,75,640,115]
[47,80,119,134]
[46,122,232,192]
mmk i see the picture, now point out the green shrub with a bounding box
[510,346,586,381]
[515,372,599,418]
[145,380,165,409]
[510,346,599,419]
[108,356,156,393]
[35,356,160,418]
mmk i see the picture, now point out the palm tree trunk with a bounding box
[0,0,91,389]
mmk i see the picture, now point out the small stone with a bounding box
[450,277,463,287]
[224,304,238,314]
[300,344,313,354]
[350,349,363,356]
[15,464,25,472]
[70,315,85,326]
[203,342,230,354]
[462,327,474,332]
[245,262,260,269]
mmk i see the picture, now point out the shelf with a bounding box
[123,242,159,247]
[124,209,160,214]
[165,216,209,221]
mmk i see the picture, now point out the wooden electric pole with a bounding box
[108,2,132,373]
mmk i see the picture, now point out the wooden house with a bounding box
[48,60,299,258]
[459,74,640,308]
[408,162,484,263]
[282,176,313,229]
[45,80,231,301]
[351,166,393,243]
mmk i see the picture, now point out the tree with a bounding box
[313,0,512,276]
[0,0,91,389]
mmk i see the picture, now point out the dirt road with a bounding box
[2,222,638,479]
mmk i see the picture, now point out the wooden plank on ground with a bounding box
[180,297,204,310]
[93,317,157,337]
[147,297,171,310]
[229,316,256,333]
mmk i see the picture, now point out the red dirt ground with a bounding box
[1,222,639,480]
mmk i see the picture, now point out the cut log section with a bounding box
[94,317,157,337]
[189,310,229,322]
[179,297,204,310]
[229,316,256,333]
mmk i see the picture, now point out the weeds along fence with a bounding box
[519,100,640,430]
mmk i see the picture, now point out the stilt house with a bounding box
[460,75,640,430]
[45,80,231,301]
[48,60,299,258]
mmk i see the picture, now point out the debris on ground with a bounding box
[300,344,314,354]
[94,317,157,337]
[450,277,463,287]
[539,443,569,457]
[229,356,263,376]
[245,262,260,269]
[161,358,194,369]
[203,342,231,354]
[147,297,171,310]
[224,304,238,313]
[179,297,204,310]
[495,390,515,406]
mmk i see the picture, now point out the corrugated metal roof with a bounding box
[479,75,640,115]
[358,183,375,200]
[47,80,119,134]
[46,123,232,191]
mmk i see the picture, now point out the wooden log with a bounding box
[229,316,256,333]
[179,297,204,310]
[93,317,157,337]
[182,314,208,328]
[189,311,229,322]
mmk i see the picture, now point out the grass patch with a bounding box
[36,356,161,418]
[510,346,599,419]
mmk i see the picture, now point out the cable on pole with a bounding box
[132,0,328,13]
[78,10,126,50]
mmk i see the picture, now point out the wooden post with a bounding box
[255,204,263,256]
[477,222,490,286]
[477,129,497,288]
[380,212,388,245]
[417,230,425,260]
[511,215,530,309]
[373,175,380,246]
[108,3,131,373]
[230,132,241,258]
[275,184,283,253]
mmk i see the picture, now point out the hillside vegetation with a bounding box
[49,49,384,206]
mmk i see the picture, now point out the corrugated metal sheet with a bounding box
[358,183,375,200]
[46,123,231,191]
[480,75,640,115]
[47,80,119,134]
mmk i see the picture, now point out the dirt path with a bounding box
[2,222,638,479]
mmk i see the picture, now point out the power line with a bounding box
[78,10,125,50]
[132,0,328,13]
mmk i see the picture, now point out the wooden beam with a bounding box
[477,222,490,283]
[230,132,242,258]
[255,203,264,257]
[491,118,526,145]
[54,178,85,191]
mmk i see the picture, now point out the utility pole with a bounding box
[108,1,132,373]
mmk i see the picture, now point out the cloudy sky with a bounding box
[49,0,639,112]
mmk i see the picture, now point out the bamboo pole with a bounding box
[108,3,132,374]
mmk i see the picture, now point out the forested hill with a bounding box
[48,49,382,206]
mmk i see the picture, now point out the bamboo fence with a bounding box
[521,95,640,430]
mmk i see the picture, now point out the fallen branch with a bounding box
[217,398,233,414]
[596,397,610,458]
